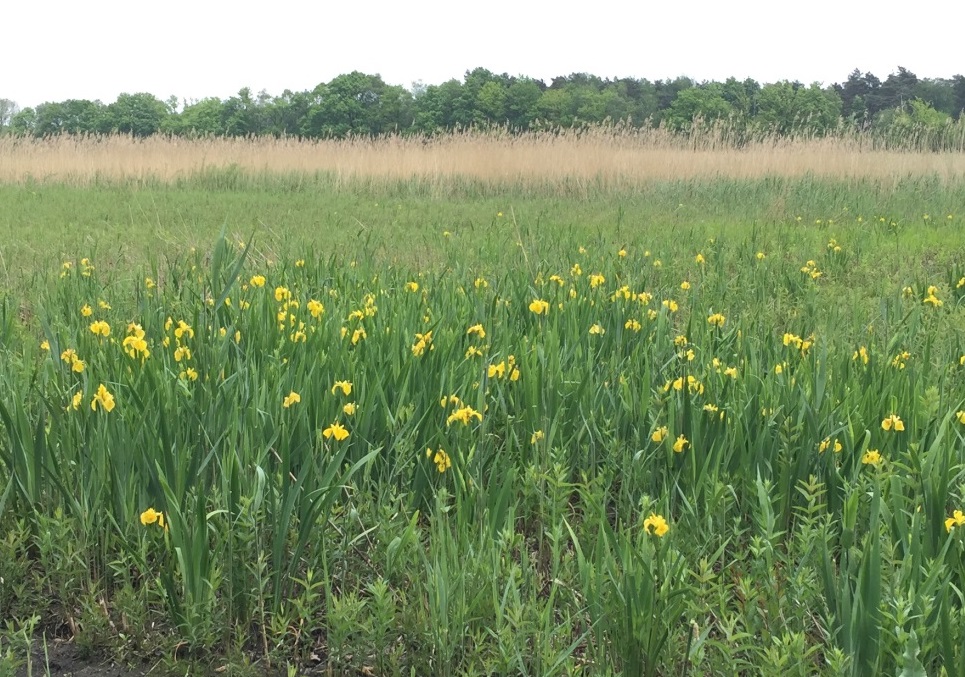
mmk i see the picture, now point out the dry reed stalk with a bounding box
[1,126,963,186]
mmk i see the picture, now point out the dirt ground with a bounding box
[16,640,157,677]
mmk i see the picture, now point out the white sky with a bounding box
[5,0,963,109]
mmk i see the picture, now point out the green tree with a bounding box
[411,79,471,133]
[476,80,508,124]
[504,79,542,129]
[887,99,955,149]
[263,89,313,136]
[878,67,919,112]
[104,93,170,136]
[534,88,575,127]
[914,78,958,118]
[953,75,965,119]
[10,107,37,135]
[721,77,760,117]
[613,78,660,124]
[665,83,733,130]
[834,69,882,120]
[302,72,413,137]
[0,99,18,131]
[169,97,227,136]
[754,82,841,135]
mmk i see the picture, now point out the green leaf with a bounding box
[898,631,927,677]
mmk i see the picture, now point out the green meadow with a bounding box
[1,163,965,676]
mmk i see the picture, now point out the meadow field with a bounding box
[1,132,965,676]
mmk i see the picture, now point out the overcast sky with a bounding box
[5,0,963,109]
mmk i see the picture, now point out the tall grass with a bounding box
[2,124,964,190]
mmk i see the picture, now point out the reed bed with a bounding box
[2,126,965,189]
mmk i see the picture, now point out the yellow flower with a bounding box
[412,331,434,356]
[957,410,965,425]
[643,512,669,537]
[140,508,165,527]
[673,435,689,453]
[173,320,194,340]
[589,273,605,289]
[180,368,199,381]
[250,275,266,287]
[531,430,544,444]
[144,276,156,289]
[70,391,83,410]
[307,299,325,319]
[465,345,483,358]
[274,286,291,302]
[332,380,353,396]
[695,253,705,264]
[174,346,192,362]
[406,281,419,292]
[707,313,726,327]
[446,405,483,426]
[618,249,627,258]
[818,437,842,453]
[430,448,452,473]
[625,319,642,332]
[723,366,738,379]
[881,414,905,432]
[91,383,115,413]
[322,422,350,441]
[122,324,150,359]
[862,449,883,467]
[283,391,301,408]
[474,277,488,289]
[852,346,869,364]
[661,299,678,313]
[945,509,965,533]
[756,252,766,260]
[295,259,306,267]
[343,402,356,416]
[488,361,506,379]
[680,280,691,291]
[529,299,549,315]
[89,320,111,338]
[589,323,605,335]
[466,323,486,338]
[80,304,93,317]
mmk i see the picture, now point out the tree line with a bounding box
[2,66,964,144]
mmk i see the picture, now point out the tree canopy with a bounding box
[4,66,964,144]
